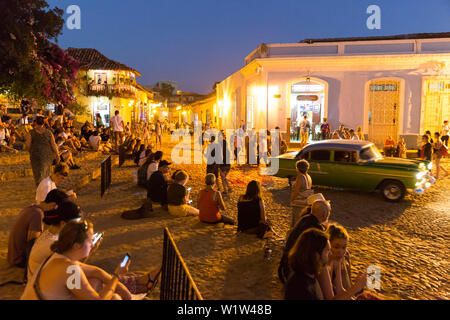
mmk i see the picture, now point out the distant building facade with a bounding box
[67,48,154,127]
[216,32,450,147]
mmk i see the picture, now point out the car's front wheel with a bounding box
[380,180,405,202]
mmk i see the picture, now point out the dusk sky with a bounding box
[48,0,450,94]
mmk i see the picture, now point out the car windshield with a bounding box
[359,145,383,161]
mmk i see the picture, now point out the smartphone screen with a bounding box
[120,254,130,268]
[92,232,103,245]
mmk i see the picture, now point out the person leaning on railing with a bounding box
[21,221,132,300]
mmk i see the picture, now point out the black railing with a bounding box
[100,155,111,197]
[160,227,203,300]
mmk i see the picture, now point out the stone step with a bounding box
[0,151,109,182]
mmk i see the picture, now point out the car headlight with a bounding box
[416,172,426,180]
[427,163,433,170]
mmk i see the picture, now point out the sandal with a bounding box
[146,265,162,293]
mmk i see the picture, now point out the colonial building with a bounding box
[167,91,206,124]
[189,91,219,128]
[216,32,450,148]
[67,48,155,127]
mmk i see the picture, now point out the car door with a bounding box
[306,149,332,187]
[327,149,364,189]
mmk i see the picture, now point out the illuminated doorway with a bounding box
[92,98,110,127]
[367,79,401,146]
[290,79,325,143]
[422,78,450,135]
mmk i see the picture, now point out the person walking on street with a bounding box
[25,116,60,186]
[441,120,449,148]
[320,118,330,140]
[110,110,124,152]
[155,121,162,149]
[299,115,311,148]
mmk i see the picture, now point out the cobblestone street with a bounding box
[0,137,449,300]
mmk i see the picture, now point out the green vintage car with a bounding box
[271,140,434,201]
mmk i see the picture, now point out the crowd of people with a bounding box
[280,159,384,300]
[2,100,448,300]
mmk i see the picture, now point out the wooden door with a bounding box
[422,79,450,135]
[368,80,401,146]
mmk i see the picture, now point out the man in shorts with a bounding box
[110,110,124,152]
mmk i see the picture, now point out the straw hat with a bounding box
[307,193,330,205]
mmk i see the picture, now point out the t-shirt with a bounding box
[167,183,187,206]
[110,115,124,132]
[300,120,311,133]
[442,124,449,136]
[320,123,330,133]
[89,135,101,151]
[147,170,168,204]
[27,230,58,280]
[35,177,57,204]
[237,197,261,231]
[284,272,323,300]
[7,206,44,267]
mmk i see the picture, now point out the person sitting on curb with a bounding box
[21,220,132,300]
[278,196,331,284]
[55,137,81,170]
[146,160,172,212]
[146,151,163,181]
[237,180,272,239]
[27,201,83,280]
[198,174,235,225]
[7,189,68,269]
[167,170,199,217]
[318,223,369,300]
[284,228,332,300]
[35,163,76,204]
[121,160,172,220]
[29,203,161,295]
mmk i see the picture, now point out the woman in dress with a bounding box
[25,116,60,186]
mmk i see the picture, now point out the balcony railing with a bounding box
[86,83,137,98]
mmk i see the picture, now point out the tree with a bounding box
[159,83,175,98]
[0,0,75,104]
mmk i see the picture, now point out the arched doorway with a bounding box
[367,79,401,146]
[421,78,450,135]
[289,78,326,143]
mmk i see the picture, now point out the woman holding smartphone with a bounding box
[21,221,132,300]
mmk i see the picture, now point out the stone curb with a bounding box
[0,152,104,182]
[73,156,119,192]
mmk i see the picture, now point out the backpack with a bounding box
[137,162,150,187]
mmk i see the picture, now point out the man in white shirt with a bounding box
[349,129,359,140]
[110,110,124,151]
[442,120,449,147]
[35,164,70,204]
[89,131,102,151]
[147,151,163,180]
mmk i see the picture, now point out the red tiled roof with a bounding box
[299,32,450,44]
[66,48,141,76]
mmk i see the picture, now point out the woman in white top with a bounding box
[21,220,131,300]
[290,160,313,227]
